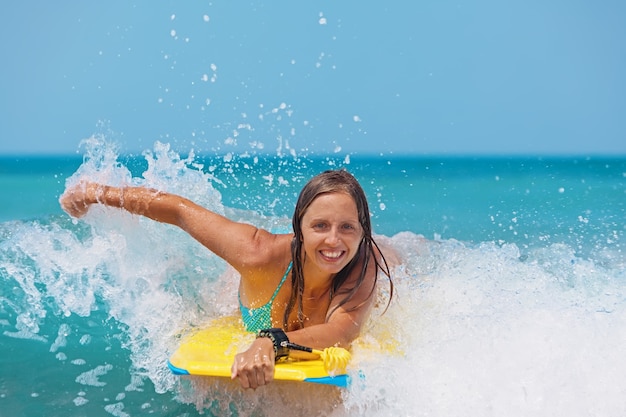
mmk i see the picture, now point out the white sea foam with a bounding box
[50,323,71,352]
[75,364,113,387]
[103,402,130,417]
[73,396,88,406]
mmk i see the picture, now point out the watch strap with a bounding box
[257,328,290,361]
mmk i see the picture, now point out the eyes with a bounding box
[311,221,359,232]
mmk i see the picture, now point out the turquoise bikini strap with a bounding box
[268,261,292,304]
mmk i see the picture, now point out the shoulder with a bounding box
[237,232,294,298]
[237,232,294,274]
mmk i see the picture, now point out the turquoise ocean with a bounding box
[1,140,625,416]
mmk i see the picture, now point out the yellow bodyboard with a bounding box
[168,316,351,387]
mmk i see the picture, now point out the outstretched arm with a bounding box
[59,182,278,270]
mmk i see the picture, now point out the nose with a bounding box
[324,226,341,246]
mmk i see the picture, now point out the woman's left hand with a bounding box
[231,337,276,389]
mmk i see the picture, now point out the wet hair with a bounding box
[283,169,393,329]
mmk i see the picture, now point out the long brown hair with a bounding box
[283,169,393,329]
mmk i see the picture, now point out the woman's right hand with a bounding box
[59,182,97,218]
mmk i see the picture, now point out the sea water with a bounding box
[1,139,625,416]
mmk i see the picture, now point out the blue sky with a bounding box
[1,0,625,155]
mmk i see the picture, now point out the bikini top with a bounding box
[239,261,292,333]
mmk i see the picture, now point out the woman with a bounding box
[60,169,392,389]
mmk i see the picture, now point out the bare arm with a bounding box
[288,274,376,351]
[232,267,378,388]
[59,182,280,271]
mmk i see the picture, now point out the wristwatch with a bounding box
[257,328,290,361]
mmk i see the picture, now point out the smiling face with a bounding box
[300,192,364,276]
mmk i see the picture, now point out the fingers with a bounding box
[60,194,85,217]
[231,353,274,389]
[59,190,86,218]
[231,339,276,389]
[59,182,93,218]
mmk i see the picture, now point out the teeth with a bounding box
[322,251,342,259]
